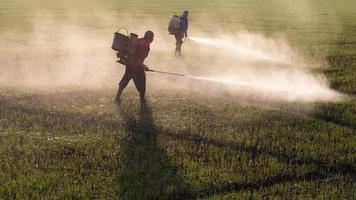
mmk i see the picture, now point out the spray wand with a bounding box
[147,69,186,77]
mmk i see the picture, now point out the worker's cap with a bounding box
[144,30,154,42]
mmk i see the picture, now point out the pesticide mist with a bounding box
[170,34,344,103]
[0,12,344,104]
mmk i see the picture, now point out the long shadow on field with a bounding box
[116,101,194,200]
[1,97,354,198]
[161,129,355,198]
[313,110,356,130]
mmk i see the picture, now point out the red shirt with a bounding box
[133,38,151,67]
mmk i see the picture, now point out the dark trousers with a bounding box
[116,66,146,101]
[175,33,184,56]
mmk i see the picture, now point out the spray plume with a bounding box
[0,12,344,104]
[149,33,344,103]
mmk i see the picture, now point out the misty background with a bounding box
[1,0,354,103]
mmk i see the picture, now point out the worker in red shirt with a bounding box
[115,31,154,103]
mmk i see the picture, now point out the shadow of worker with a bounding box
[116,101,193,200]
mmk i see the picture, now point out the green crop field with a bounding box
[0,0,355,199]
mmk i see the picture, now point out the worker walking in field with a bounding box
[115,31,154,103]
[168,10,189,57]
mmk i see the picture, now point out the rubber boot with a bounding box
[115,86,123,104]
[176,43,182,57]
[140,92,145,103]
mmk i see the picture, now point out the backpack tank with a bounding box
[168,15,181,35]
[113,31,140,65]
[112,31,129,52]
[126,33,138,57]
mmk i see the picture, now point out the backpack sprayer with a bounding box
[111,28,187,77]
[111,28,140,66]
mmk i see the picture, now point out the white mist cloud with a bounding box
[166,33,343,103]
[0,11,344,104]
